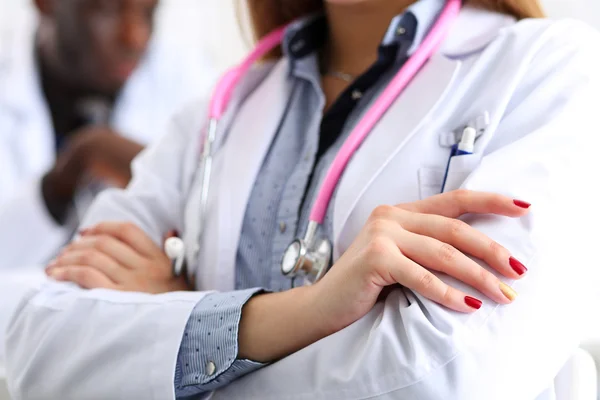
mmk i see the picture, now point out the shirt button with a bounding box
[351,90,363,101]
[396,26,406,35]
[279,222,287,233]
[206,361,216,376]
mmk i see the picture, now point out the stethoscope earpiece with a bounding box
[164,237,186,277]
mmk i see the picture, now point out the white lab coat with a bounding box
[5,7,600,400]
[0,20,216,268]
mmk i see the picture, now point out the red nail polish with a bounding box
[509,257,528,275]
[465,296,482,310]
[513,200,531,209]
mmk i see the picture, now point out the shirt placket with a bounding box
[269,78,325,291]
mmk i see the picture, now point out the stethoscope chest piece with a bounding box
[280,222,332,284]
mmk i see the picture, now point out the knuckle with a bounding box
[366,219,390,237]
[478,266,493,286]
[121,222,138,237]
[71,268,90,283]
[79,251,95,266]
[451,189,470,209]
[370,204,395,220]
[91,222,106,231]
[94,236,111,251]
[438,243,458,263]
[447,218,467,239]
[363,237,390,262]
[452,189,469,201]
[487,240,506,259]
[418,272,436,291]
[442,285,454,304]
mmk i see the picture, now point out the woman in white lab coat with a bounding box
[6,0,600,399]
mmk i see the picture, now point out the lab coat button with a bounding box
[279,222,287,233]
[206,361,216,376]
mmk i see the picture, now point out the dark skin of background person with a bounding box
[34,0,159,223]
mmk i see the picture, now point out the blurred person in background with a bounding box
[0,0,215,268]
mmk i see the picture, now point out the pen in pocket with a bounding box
[441,126,476,192]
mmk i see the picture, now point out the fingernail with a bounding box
[499,282,518,302]
[513,200,531,209]
[465,296,482,310]
[509,257,527,276]
[47,259,57,267]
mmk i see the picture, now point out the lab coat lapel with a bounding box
[213,60,292,291]
[332,54,461,256]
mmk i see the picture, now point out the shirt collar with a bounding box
[386,0,446,54]
[282,0,446,60]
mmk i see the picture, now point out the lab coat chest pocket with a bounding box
[418,153,483,199]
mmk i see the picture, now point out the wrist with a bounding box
[301,283,342,337]
[41,171,77,224]
[311,262,383,333]
[238,286,338,363]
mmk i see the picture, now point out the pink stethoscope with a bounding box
[193,0,462,285]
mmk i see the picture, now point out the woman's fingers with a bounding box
[398,212,527,280]
[80,221,159,258]
[49,249,124,284]
[47,266,117,290]
[64,234,144,269]
[398,231,517,305]
[398,190,531,219]
[389,255,483,313]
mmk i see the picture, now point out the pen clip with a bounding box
[439,111,490,148]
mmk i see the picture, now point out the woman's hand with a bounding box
[46,222,190,293]
[313,190,531,332]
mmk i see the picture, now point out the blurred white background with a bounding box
[1,0,599,75]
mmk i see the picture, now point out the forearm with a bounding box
[238,285,336,363]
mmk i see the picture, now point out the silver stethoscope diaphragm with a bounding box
[281,221,332,285]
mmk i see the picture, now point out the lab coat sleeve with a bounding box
[6,282,208,400]
[0,178,72,269]
[209,20,600,400]
[4,101,211,400]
